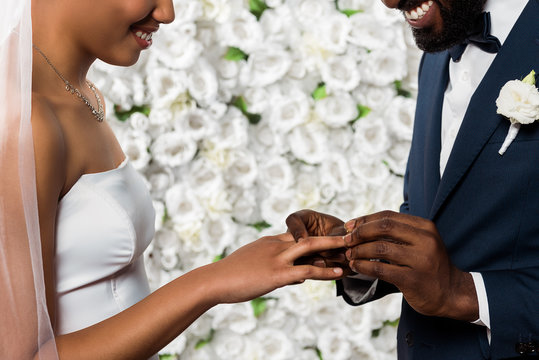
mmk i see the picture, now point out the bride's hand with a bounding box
[205,233,345,304]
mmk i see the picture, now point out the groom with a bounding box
[287,0,539,359]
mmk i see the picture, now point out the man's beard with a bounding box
[411,0,487,52]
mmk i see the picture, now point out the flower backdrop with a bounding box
[89,0,421,358]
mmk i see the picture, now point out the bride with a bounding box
[0,0,345,358]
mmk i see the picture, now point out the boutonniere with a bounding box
[496,70,539,155]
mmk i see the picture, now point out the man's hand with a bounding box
[344,210,479,322]
[286,210,350,273]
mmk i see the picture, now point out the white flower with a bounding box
[260,190,300,226]
[199,0,231,23]
[267,88,310,133]
[200,216,236,256]
[152,200,166,232]
[320,153,351,192]
[187,158,224,192]
[315,13,351,54]
[147,67,187,109]
[187,58,219,105]
[174,107,216,141]
[320,55,361,92]
[352,115,391,155]
[210,303,257,335]
[151,131,197,167]
[348,12,399,50]
[172,0,202,24]
[361,48,408,86]
[289,0,334,28]
[288,122,329,165]
[240,45,292,87]
[119,130,151,170]
[385,96,416,141]
[152,23,203,69]
[315,92,359,128]
[165,183,204,224]
[496,70,539,155]
[295,171,322,208]
[212,330,248,359]
[226,150,258,188]
[147,165,175,199]
[253,327,294,360]
[317,324,353,360]
[218,11,263,53]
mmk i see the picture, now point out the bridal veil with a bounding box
[0,0,58,357]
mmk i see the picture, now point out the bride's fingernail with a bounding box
[333,268,343,274]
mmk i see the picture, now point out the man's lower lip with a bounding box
[131,31,152,49]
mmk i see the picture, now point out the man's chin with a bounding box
[412,28,464,53]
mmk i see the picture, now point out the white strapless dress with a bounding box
[55,158,158,360]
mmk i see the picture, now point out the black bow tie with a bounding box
[448,12,502,62]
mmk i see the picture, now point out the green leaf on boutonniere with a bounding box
[195,329,215,349]
[249,0,269,20]
[339,9,363,17]
[114,104,151,122]
[394,80,412,98]
[312,83,327,101]
[224,47,248,61]
[251,297,268,317]
[231,96,262,125]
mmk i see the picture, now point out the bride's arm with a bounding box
[32,99,345,360]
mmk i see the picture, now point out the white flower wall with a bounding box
[89,0,421,358]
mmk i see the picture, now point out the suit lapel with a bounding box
[429,0,539,219]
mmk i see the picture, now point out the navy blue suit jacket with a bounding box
[338,1,539,359]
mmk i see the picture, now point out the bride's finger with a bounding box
[283,236,346,262]
[286,264,343,282]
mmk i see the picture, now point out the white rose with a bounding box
[260,190,300,226]
[199,0,231,23]
[250,121,289,155]
[386,96,416,141]
[289,0,334,28]
[243,86,269,114]
[212,330,248,360]
[152,23,203,69]
[320,55,361,92]
[231,189,259,224]
[159,334,187,357]
[288,122,329,165]
[253,327,294,360]
[348,12,400,50]
[218,11,263,53]
[174,107,216,141]
[328,190,373,221]
[295,171,322,208]
[226,150,258,188]
[353,84,396,110]
[187,158,224,192]
[372,175,404,211]
[165,183,204,225]
[320,153,351,192]
[328,126,354,152]
[258,156,294,190]
[172,0,202,23]
[496,79,539,124]
[107,77,134,111]
[364,293,403,329]
[267,89,310,133]
[349,154,390,185]
[315,13,351,54]
[206,107,248,150]
[147,67,187,109]
[386,140,411,176]
[159,247,179,270]
[174,220,204,253]
[210,303,257,335]
[147,165,175,199]
[152,200,166,232]
[187,58,219,105]
[240,45,292,87]
[352,115,391,155]
[200,216,236,256]
[315,92,358,128]
[337,0,371,11]
[360,48,408,86]
[120,131,151,170]
[317,325,352,360]
[151,131,197,167]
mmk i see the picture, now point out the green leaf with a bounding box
[340,9,362,17]
[249,220,272,232]
[350,104,372,126]
[224,47,248,61]
[371,328,381,338]
[394,80,412,98]
[114,104,151,122]
[251,297,268,318]
[383,318,400,327]
[247,113,262,125]
[195,329,215,349]
[159,355,177,360]
[316,347,324,360]
[231,96,262,125]
[162,206,169,224]
[312,83,327,101]
[249,0,269,20]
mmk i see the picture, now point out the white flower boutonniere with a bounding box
[496,70,539,155]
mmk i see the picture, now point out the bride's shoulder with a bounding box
[31,92,67,181]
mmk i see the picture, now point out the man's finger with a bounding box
[345,210,434,234]
[344,218,426,247]
[348,259,408,288]
[347,240,416,268]
[285,212,310,242]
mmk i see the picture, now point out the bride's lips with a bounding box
[130,26,158,49]
[403,0,437,29]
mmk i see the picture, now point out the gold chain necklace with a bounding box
[32,44,105,122]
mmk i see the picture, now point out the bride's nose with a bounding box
[153,0,175,24]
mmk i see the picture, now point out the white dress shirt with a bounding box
[440,0,528,336]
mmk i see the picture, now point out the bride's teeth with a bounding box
[410,10,418,19]
[417,7,424,16]
[422,3,429,11]
[136,31,143,37]
[142,33,148,40]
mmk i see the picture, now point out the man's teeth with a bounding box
[135,31,153,41]
[405,0,434,20]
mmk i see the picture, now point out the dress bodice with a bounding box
[55,159,157,358]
